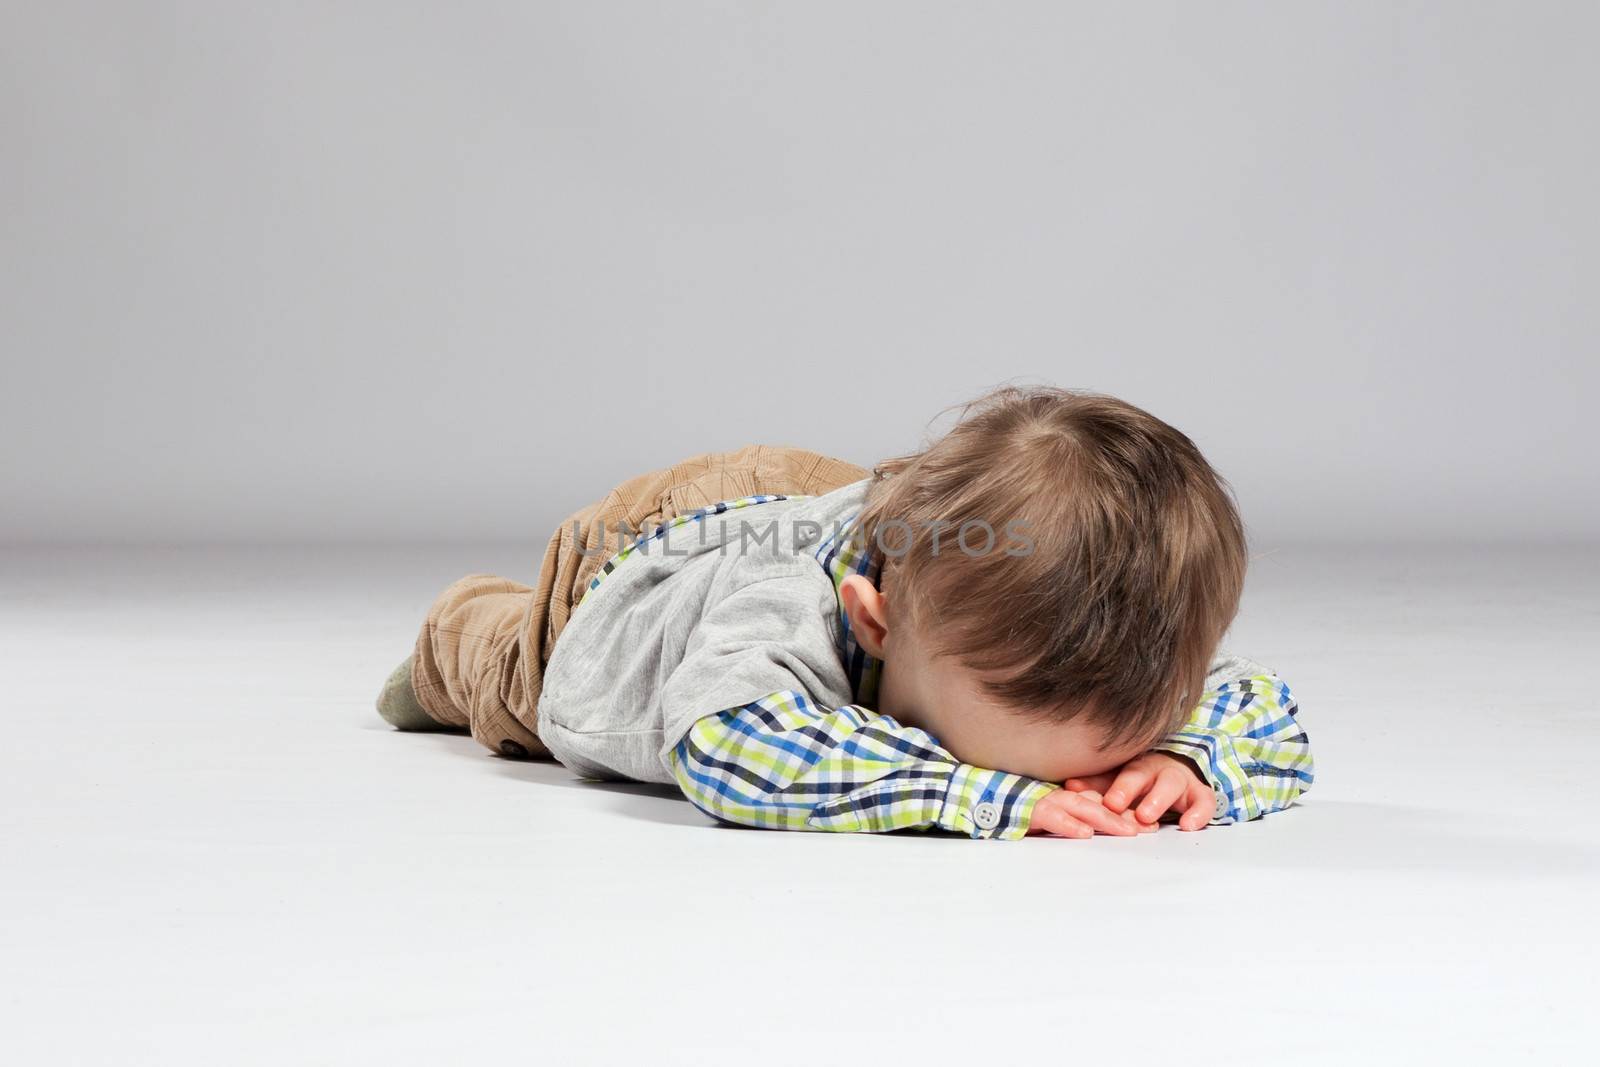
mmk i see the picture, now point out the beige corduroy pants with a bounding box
[407,445,870,758]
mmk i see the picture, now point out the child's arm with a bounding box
[1071,654,1315,826]
[660,564,1143,839]
[669,690,1141,839]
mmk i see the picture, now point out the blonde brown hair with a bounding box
[852,384,1247,748]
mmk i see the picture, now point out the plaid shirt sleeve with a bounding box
[1154,666,1315,824]
[669,690,1057,839]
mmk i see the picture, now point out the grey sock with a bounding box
[375,655,445,732]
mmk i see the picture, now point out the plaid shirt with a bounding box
[665,495,1315,839]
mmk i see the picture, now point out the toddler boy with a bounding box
[375,385,1314,839]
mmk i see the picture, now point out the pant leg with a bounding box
[401,491,609,760]
[409,574,550,758]
[403,445,868,760]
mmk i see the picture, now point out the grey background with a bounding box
[3,1,1594,546]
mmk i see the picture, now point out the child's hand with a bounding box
[1066,752,1215,832]
[1028,788,1158,839]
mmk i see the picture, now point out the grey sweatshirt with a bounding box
[535,479,874,784]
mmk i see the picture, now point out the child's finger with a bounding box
[1103,765,1156,813]
[1060,792,1140,836]
[1134,768,1189,824]
[1031,797,1093,839]
[1065,773,1115,794]
[1177,785,1215,831]
[1075,793,1152,831]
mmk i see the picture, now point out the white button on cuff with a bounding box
[973,801,1001,831]
[1213,790,1229,818]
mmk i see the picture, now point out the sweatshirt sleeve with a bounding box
[669,690,1058,839]
[1153,654,1315,824]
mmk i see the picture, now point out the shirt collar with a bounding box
[814,511,883,707]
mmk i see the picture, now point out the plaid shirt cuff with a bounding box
[1154,729,1253,824]
[936,765,1057,840]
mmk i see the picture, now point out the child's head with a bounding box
[839,384,1247,782]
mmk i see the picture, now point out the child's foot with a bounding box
[375,655,443,731]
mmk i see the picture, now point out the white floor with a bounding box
[3,543,1596,1063]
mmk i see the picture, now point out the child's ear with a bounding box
[839,574,891,659]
